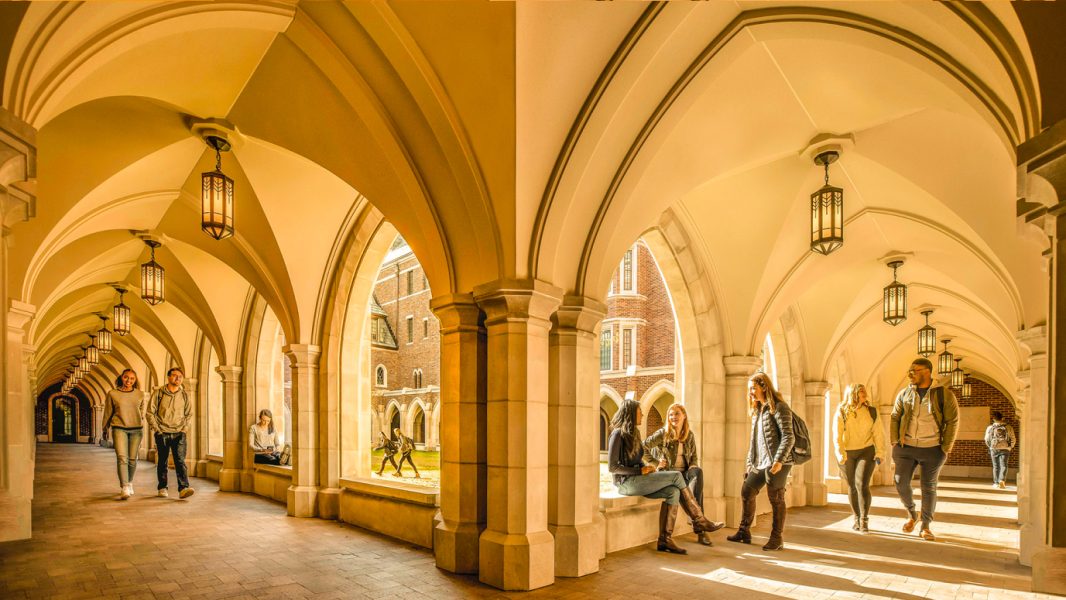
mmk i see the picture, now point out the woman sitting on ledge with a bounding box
[608,399,725,554]
[644,402,714,546]
[249,409,283,465]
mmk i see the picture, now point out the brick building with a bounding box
[943,376,1021,479]
[599,240,678,451]
[369,237,440,450]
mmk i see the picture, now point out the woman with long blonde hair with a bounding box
[644,403,714,545]
[833,383,884,532]
[727,372,795,550]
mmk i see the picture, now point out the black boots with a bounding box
[657,503,687,554]
[762,487,787,551]
[679,488,725,534]
[727,486,756,544]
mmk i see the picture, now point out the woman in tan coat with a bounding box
[833,383,885,533]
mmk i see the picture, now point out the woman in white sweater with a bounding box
[103,369,145,500]
[833,383,885,533]
[249,409,282,465]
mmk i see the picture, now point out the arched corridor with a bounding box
[0,444,1051,599]
[1,1,1066,595]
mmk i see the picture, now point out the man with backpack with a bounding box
[890,358,959,542]
[146,367,195,499]
[984,411,1016,489]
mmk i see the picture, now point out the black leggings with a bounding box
[840,445,876,519]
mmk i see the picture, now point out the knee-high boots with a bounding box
[727,485,757,543]
[679,488,725,534]
[763,487,787,551]
[657,503,687,554]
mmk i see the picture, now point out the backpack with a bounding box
[790,411,813,465]
[990,423,1011,450]
[842,405,878,424]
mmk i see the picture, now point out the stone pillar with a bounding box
[1014,371,1030,530]
[474,280,561,591]
[547,297,605,578]
[286,344,320,517]
[878,402,894,486]
[804,381,829,506]
[1,301,35,542]
[318,342,341,520]
[723,356,761,526]
[182,377,198,473]
[430,294,487,575]
[195,373,210,477]
[217,366,243,492]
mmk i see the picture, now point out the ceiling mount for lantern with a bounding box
[917,308,937,357]
[882,259,907,326]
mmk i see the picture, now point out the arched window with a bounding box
[599,409,609,452]
[413,368,423,389]
[413,406,426,444]
[389,409,401,440]
[376,365,387,387]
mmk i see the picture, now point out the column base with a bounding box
[317,487,341,520]
[194,459,209,479]
[549,515,603,577]
[1020,523,1043,566]
[287,485,318,517]
[219,468,242,492]
[1032,546,1066,594]
[240,469,254,492]
[434,520,483,574]
[479,529,555,591]
[805,482,828,507]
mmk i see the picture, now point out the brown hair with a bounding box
[664,403,690,443]
[114,369,139,390]
[748,372,784,414]
[258,409,275,434]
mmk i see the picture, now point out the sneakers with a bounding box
[998,481,1007,489]
[157,488,168,498]
[902,517,917,533]
[920,528,936,542]
[179,487,196,499]
[126,483,135,497]
[119,487,130,500]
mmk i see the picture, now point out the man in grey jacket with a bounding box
[890,358,959,541]
[147,367,195,499]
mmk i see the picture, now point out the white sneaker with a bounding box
[127,484,135,496]
[179,487,195,499]
[157,488,168,498]
[120,487,130,500]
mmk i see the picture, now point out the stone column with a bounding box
[547,297,605,578]
[430,294,487,575]
[877,402,894,486]
[182,377,199,474]
[804,381,829,506]
[286,344,320,517]
[722,356,761,526]
[1,301,35,542]
[195,373,211,477]
[474,280,561,591]
[318,343,341,520]
[217,366,243,492]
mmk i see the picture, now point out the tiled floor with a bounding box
[0,444,1055,599]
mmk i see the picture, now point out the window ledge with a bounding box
[254,464,293,477]
[206,454,223,463]
[339,477,439,507]
[598,491,661,510]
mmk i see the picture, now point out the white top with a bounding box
[249,423,281,453]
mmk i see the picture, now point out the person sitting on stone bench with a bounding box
[249,409,284,465]
[644,402,715,546]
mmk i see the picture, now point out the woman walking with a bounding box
[644,403,713,545]
[102,369,145,500]
[608,399,724,554]
[249,409,282,465]
[833,383,885,533]
[727,372,795,550]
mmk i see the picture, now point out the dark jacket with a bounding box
[746,400,795,471]
[608,429,645,485]
[643,427,698,470]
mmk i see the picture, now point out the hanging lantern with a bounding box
[951,358,965,388]
[113,288,131,336]
[961,374,972,399]
[96,315,112,354]
[917,309,936,357]
[201,135,234,240]
[78,353,89,373]
[810,150,844,255]
[937,339,954,375]
[86,334,99,366]
[882,260,907,326]
[140,240,165,305]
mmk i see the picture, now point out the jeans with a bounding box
[839,445,876,520]
[892,444,947,527]
[112,426,143,487]
[254,452,281,465]
[155,432,190,491]
[617,470,688,505]
[990,449,1010,484]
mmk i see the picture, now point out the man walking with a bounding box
[890,358,959,541]
[393,427,420,478]
[984,411,1016,488]
[147,367,195,499]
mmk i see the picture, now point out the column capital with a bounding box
[552,296,606,333]
[804,380,830,398]
[1016,326,1048,356]
[7,299,35,331]
[284,344,321,367]
[723,355,762,378]
[215,365,243,383]
[473,279,563,324]
[430,293,482,332]
[183,377,199,393]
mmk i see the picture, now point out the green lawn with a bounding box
[370,449,440,488]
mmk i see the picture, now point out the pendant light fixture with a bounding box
[810,150,844,255]
[113,287,130,336]
[141,240,165,305]
[961,374,972,399]
[951,358,965,388]
[882,260,907,326]
[78,346,89,373]
[96,314,112,354]
[201,135,234,240]
[917,309,936,357]
[86,334,99,366]
[937,339,954,376]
